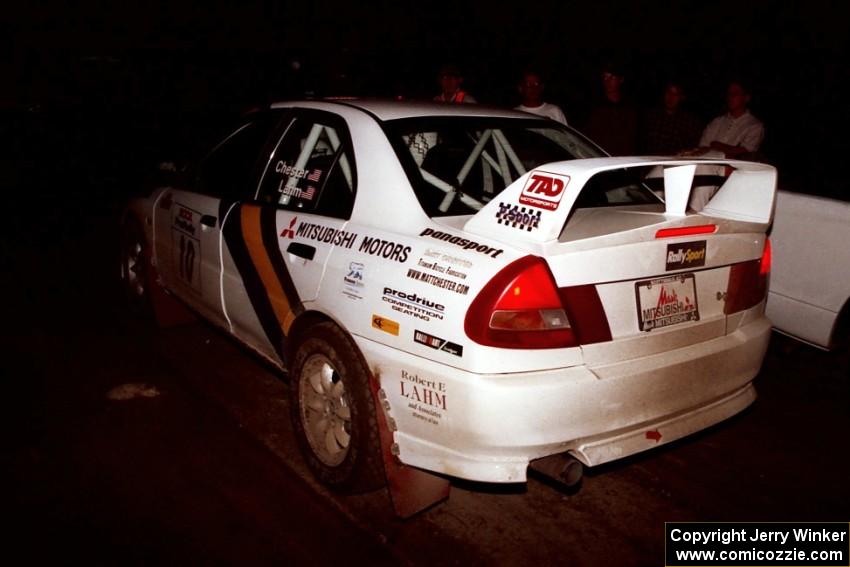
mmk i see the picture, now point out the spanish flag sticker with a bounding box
[371,314,400,336]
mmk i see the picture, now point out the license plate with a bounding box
[635,273,700,331]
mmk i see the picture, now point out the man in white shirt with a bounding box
[684,80,765,211]
[698,81,764,158]
[514,71,568,125]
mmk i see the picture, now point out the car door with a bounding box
[153,113,279,327]
[221,110,358,360]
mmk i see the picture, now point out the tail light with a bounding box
[724,238,771,314]
[465,255,611,349]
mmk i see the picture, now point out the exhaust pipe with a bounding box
[529,453,584,488]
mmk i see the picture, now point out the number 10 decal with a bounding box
[171,228,201,292]
[179,233,196,283]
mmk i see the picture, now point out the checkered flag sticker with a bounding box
[496,202,541,232]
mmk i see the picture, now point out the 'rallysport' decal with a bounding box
[666,240,707,271]
[222,204,304,350]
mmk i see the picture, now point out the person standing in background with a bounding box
[433,65,476,104]
[642,81,703,154]
[514,70,568,125]
[697,80,764,158]
[584,62,638,155]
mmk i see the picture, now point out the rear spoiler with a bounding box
[463,157,777,243]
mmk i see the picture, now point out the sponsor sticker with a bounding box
[406,268,470,295]
[666,240,707,270]
[173,205,198,236]
[496,201,541,232]
[294,221,357,248]
[422,248,473,268]
[358,235,411,263]
[371,314,400,336]
[400,369,447,425]
[419,228,503,258]
[414,330,463,357]
[280,216,297,239]
[519,171,570,211]
[382,288,445,321]
[342,261,364,300]
[416,257,467,280]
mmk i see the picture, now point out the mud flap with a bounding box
[368,373,450,518]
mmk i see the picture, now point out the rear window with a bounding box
[384,117,658,217]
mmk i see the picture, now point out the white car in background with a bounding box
[767,190,850,350]
[121,101,776,498]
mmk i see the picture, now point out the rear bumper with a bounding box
[356,316,771,483]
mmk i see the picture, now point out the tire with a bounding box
[289,322,385,493]
[120,217,153,315]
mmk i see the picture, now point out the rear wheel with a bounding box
[290,322,385,493]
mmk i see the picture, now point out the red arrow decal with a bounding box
[645,429,662,443]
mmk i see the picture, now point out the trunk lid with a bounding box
[463,158,777,361]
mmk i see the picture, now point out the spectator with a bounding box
[642,82,702,154]
[697,80,764,158]
[433,65,476,104]
[584,62,638,155]
[514,70,567,124]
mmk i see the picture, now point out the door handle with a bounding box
[200,214,217,228]
[287,242,316,261]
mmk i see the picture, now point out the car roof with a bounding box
[269,99,541,122]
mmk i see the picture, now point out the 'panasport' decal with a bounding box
[519,171,570,211]
[419,228,503,258]
[496,201,542,232]
[665,240,707,271]
[371,314,400,336]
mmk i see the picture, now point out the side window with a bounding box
[257,115,356,219]
[196,116,277,199]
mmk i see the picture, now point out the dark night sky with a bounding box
[4,1,849,197]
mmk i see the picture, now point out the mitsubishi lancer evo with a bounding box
[121,100,775,494]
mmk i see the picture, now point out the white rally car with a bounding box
[121,100,775,495]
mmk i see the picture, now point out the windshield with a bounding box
[385,117,607,217]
